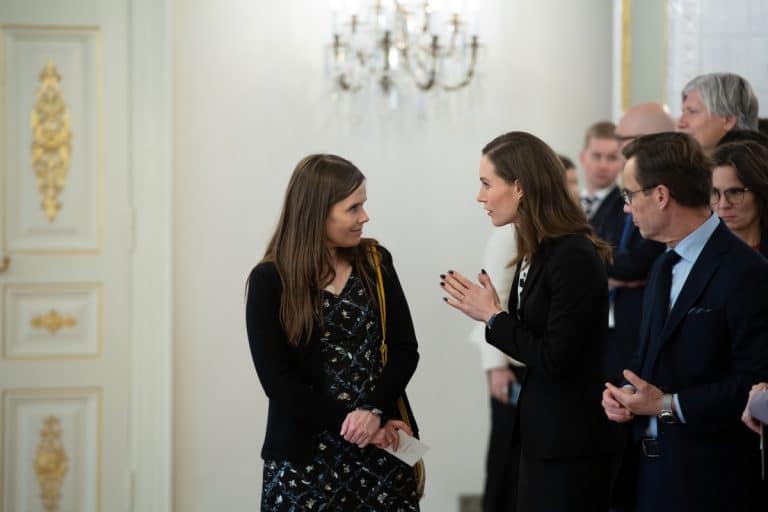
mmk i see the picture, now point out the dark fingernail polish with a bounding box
[442,297,448,302]
[440,274,446,279]
[448,270,454,275]
[439,282,445,287]
[481,269,487,274]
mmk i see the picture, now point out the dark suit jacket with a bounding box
[245,246,419,464]
[760,228,768,258]
[486,233,616,459]
[589,186,665,383]
[629,221,768,509]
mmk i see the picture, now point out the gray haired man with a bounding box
[678,72,759,155]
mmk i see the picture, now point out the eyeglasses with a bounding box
[621,186,655,205]
[710,187,750,206]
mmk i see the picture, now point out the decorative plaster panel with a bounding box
[3,283,101,359]
[2,388,100,512]
[1,26,102,252]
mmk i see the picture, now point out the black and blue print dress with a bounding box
[261,270,419,511]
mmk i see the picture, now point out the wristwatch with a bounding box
[486,311,503,329]
[658,393,678,424]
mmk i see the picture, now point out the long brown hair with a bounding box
[482,131,612,266]
[713,140,768,232]
[259,154,378,346]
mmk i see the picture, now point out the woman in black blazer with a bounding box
[441,132,616,511]
[246,154,420,511]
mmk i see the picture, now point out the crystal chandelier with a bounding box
[329,1,480,94]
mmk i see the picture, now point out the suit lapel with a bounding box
[644,223,730,371]
[591,187,621,227]
[632,256,664,373]
[519,251,545,309]
[507,262,521,314]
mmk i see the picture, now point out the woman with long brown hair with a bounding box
[441,132,616,511]
[246,154,420,511]
[711,140,768,257]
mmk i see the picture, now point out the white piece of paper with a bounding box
[382,430,429,466]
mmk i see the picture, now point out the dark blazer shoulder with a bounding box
[370,243,400,280]
[249,260,279,278]
[544,232,598,256]
[712,221,766,266]
[591,187,623,222]
[247,261,282,293]
[373,242,394,265]
[600,186,623,210]
[760,229,768,259]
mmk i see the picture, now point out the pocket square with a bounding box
[687,307,713,315]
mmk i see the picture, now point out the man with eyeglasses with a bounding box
[604,104,674,512]
[601,132,768,512]
[604,104,676,386]
[576,120,657,388]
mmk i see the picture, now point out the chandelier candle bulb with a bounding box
[328,0,481,93]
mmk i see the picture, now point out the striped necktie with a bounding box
[581,195,597,217]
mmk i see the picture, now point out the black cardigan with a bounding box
[245,246,419,463]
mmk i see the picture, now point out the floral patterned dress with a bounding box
[261,270,419,511]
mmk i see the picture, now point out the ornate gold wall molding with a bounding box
[35,415,69,512]
[31,309,77,334]
[30,60,73,222]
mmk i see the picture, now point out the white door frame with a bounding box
[130,0,173,510]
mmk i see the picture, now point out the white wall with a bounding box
[173,1,613,511]
[667,0,768,117]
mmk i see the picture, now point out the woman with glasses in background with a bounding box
[711,141,768,257]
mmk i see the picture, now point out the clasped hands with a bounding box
[602,370,664,422]
[439,269,502,323]
[340,409,412,450]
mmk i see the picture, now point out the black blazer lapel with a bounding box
[507,262,521,314]
[597,186,621,214]
[519,252,545,310]
[590,187,621,231]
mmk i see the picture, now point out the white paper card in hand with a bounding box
[383,430,429,466]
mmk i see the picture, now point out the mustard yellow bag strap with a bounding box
[396,397,411,428]
[370,245,388,365]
